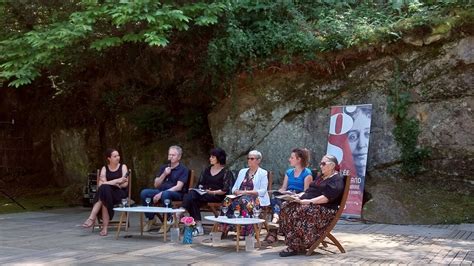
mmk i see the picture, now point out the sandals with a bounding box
[263,231,278,246]
[279,247,298,257]
[82,218,95,228]
[99,228,108,236]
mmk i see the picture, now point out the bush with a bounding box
[127,105,174,137]
[205,1,474,81]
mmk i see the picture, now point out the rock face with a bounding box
[51,129,91,186]
[49,117,209,193]
[208,36,474,223]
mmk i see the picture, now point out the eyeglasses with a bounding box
[320,161,331,166]
[247,157,257,161]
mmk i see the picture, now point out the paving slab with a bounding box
[0,207,472,265]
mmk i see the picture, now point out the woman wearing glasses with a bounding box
[278,154,344,257]
[221,150,270,238]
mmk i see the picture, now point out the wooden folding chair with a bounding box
[204,170,272,217]
[260,171,273,232]
[170,169,195,208]
[206,170,272,232]
[200,169,236,217]
[93,169,133,232]
[306,174,351,255]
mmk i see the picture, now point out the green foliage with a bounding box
[363,178,474,224]
[206,0,473,79]
[1,1,472,88]
[127,105,174,137]
[181,107,209,140]
[0,0,226,87]
[387,62,430,177]
[0,187,70,214]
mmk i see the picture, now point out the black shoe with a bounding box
[279,248,298,257]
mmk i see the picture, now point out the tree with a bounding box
[0,0,226,87]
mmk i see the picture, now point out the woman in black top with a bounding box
[82,148,129,236]
[278,154,344,257]
[182,148,234,235]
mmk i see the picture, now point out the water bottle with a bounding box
[170,227,180,243]
[245,234,255,252]
[210,232,222,246]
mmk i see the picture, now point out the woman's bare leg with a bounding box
[99,205,110,236]
[82,201,102,228]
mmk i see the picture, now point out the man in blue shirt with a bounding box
[141,145,189,232]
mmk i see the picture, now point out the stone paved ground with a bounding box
[0,207,472,265]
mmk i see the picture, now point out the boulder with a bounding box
[208,37,474,221]
[51,129,91,186]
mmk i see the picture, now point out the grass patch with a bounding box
[365,178,474,224]
[0,187,70,214]
[401,179,474,224]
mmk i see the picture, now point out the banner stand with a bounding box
[326,104,372,219]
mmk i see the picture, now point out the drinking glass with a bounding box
[164,198,171,209]
[121,198,128,208]
[221,206,228,217]
[253,208,261,218]
[233,209,240,218]
[145,197,151,207]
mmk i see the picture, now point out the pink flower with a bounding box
[180,216,196,227]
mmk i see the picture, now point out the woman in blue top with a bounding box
[263,148,313,245]
[271,148,313,224]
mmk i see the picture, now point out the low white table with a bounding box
[204,215,265,252]
[113,206,185,241]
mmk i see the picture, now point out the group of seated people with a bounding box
[82,145,345,257]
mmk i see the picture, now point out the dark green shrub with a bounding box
[128,105,174,136]
[388,62,430,177]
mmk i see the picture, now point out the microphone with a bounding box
[167,160,171,167]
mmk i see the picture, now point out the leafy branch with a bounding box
[0,0,226,87]
[205,0,473,80]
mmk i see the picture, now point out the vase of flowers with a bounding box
[181,216,196,244]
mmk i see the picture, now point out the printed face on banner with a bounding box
[327,104,372,218]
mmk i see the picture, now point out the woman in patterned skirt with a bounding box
[221,150,270,238]
[278,154,344,257]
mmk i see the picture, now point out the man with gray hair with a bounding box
[140,145,189,232]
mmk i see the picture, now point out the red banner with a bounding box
[327,104,372,218]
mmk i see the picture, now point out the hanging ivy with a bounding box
[387,61,430,177]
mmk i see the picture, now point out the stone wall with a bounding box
[49,116,209,196]
[208,36,473,223]
[209,36,473,179]
[51,129,91,186]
